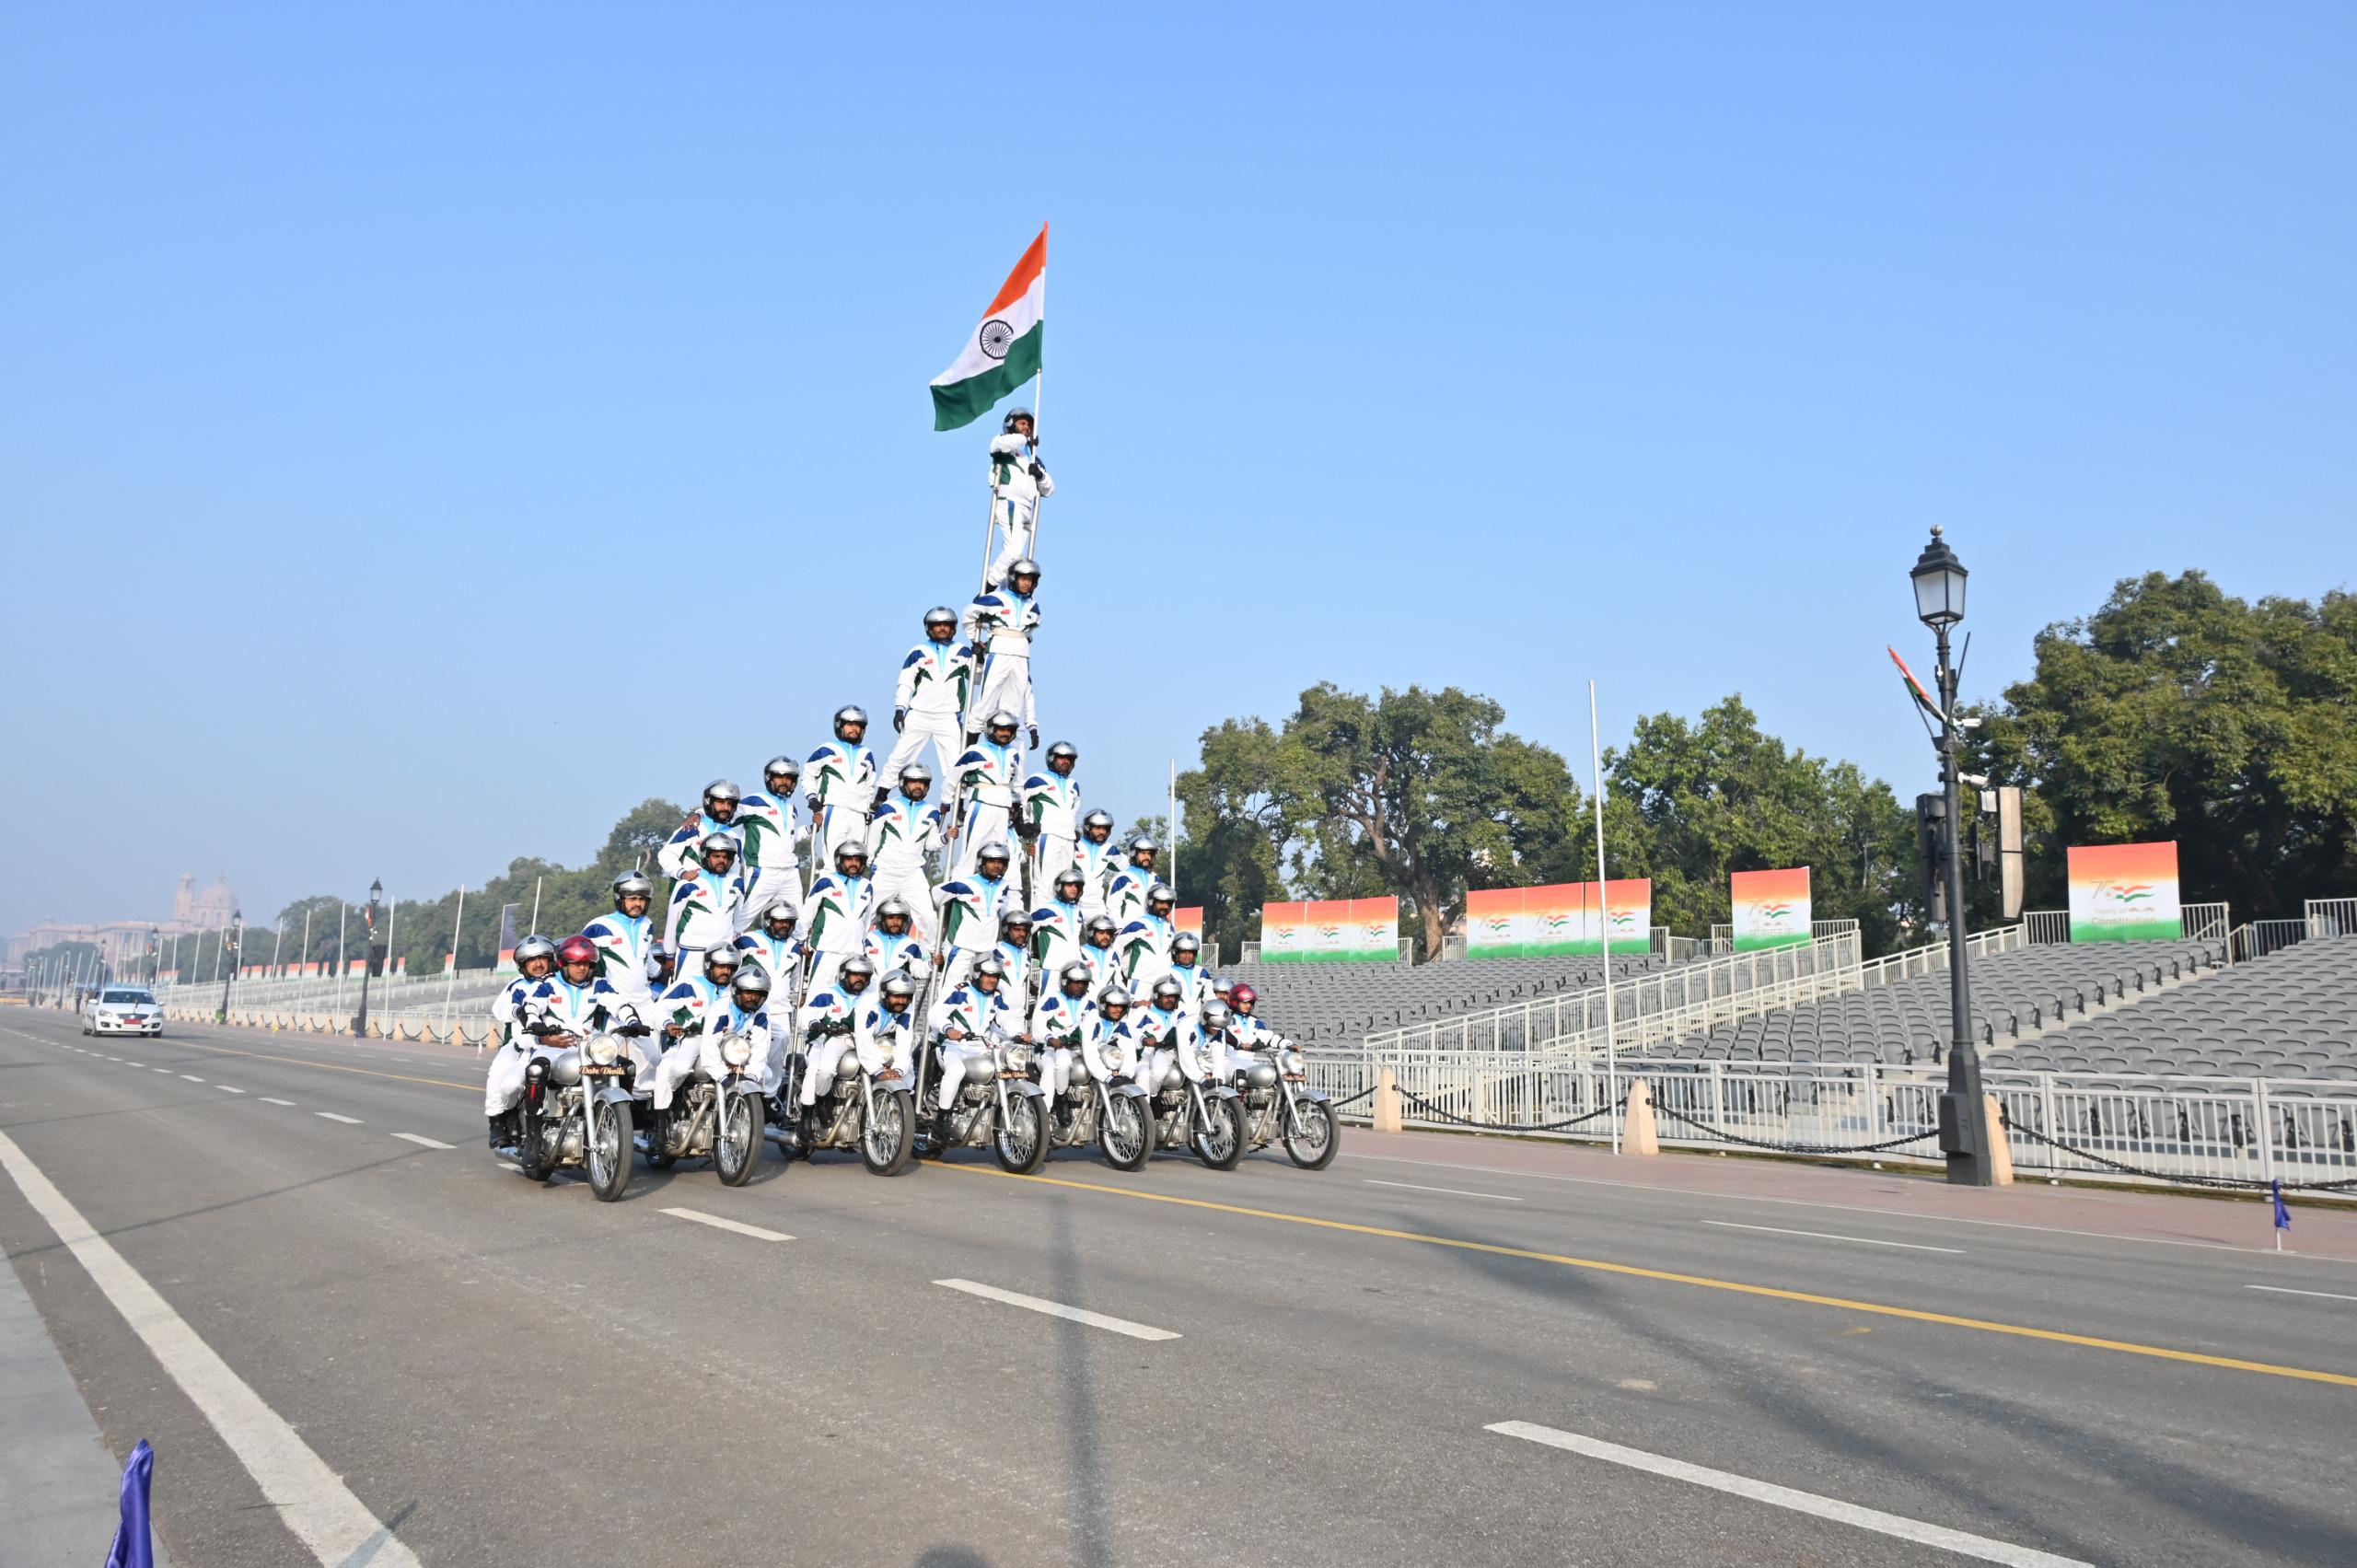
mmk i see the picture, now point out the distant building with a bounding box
[6,873,238,969]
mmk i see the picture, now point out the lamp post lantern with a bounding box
[353,878,383,1039]
[216,908,241,1023]
[1910,527,1991,1186]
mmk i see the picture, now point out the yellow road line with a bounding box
[951,1167,2357,1389]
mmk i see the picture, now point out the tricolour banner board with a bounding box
[1731,867,1812,950]
[1260,898,1400,963]
[2067,842,2181,943]
[1464,881,1653,958]
[1174,907,1204,936]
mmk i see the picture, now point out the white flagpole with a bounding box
[383,896,398,995]
[528,877,542,937]
[445,885,467,1046]
[334,905,348,1011]
[300,907,312,981]
[1167,758,1178,900]
[1591,679,1620,1156]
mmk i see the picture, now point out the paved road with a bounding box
[3,1006,2353,1567]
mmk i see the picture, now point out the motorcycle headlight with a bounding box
[721,1033,753,1067]
[1000,1041,1032,1072]
[587,1035,621,1066]
[1281,1048,1306,1074]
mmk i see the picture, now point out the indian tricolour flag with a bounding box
[931,224,1046,431]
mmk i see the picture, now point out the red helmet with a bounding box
[556,935,598,969]
[1228,982,1258,1011]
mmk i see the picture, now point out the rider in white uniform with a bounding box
[1029,960,1097,1109]
[1075,915,1122,996]
[1018,740,1082,890]
[737,756,805,912]
[804,705,877,872]
[733,902,806,1098]
[1118,883,1180,989]
[796,958,910,1115]
[1160,930,1213,1012]
[985,408,1053,588]
[935,842,1015,993]
[962,562,1040,745]
[647,947,745,1112]
[583,872,661,1025]
[1074,811,1120,922]
[1132,977,1202,1097]
[483,935,558,1139]
[884,608,975,793]
[1081,985,1144,1091]
[665,830,752,976]
[928,955,1022,1123]
[1104,836,1162,931]
[950,710,1026,876]
[799,840,877,999]
[657,781,748,878]
[1029,867,1087,981]
[865,763,948,944]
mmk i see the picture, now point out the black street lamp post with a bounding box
[215,909,241,1023]
[353,878,383,1039]
[1911,526,1991,1187]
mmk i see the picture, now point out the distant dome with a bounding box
[194,877,237,915]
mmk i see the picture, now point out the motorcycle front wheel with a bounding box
[586,1098,631,1202]
[862,1087,917,1177]
[1190,1096,1247,1171]
[1098,1094,1154,1172]
[993,1093,1049,1175]
[715,1093,760,1186]
[1283,1098,1339,1170]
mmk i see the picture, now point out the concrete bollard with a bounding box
[1623,1079,1660,1156]
[1372,1068,1403,1133]
[1983,1093,2014,1185]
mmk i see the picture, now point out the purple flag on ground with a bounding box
[105,1437,155,1568]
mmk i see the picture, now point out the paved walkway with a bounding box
[1,1249,174,1568]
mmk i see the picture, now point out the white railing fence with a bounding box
[2308,898,2357,939]
[2026,903,2233,946]
[1306,1053,2357,1200]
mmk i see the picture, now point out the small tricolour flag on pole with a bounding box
[2273,1178,2291,1250]
[931,224,1045,431]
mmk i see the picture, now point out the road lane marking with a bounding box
[392,1133,455,1150]
[157,1038,473,1092]
[935,1279,1180,1341]
[0,1128,425,1567]
[152,1068,171,1074]
[316,1112,364,1125]
[2248,1284,2357,1303]
[1365,1179,1523,1202]
[179,1074,205,1083]
[660,1207,792,1242]
[1703,1221,1964,1254]
[1486,1423,2088,1566]
[215,1085,244,1094]
[948,1166,2357,1388]
[260,1098,296,1107]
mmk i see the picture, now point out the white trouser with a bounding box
[870,858,938,944]
[987,495,1037,587]
[939,947,992,993]
[764,1026,795,1098]
[1030,833,1076,890]
[811,805,870,870]
[885,708,965,784]
[1078,888,1108,923]
[802,1034,907,1106]
[648,1033,709,1111]
[807,949,862,999]
[1140,1047,1176,1097]
[1039,1045,1073,1103]
[750,865,804,918]
[934,1040,985,1110]
[957,793,1018,876]
[972,652,1031,737]
[484,1042,539,1115]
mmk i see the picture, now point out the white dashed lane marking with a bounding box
[179,1074,205,1083]
[1701,1220,1964,1255]
[2247,1284,2357,1304]
[316,1112,364,1125]
[260,1098,296,1107]
[661,1207,793,1242]
[216,1085,244,1094]
[392,1133,455,1150]
[934,1279,1179,1342]
[1364,1179,1523,1202]
[1486,1422,2087,1567]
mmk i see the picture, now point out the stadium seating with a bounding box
[1226,953,1678,1045]
[1652,937,2231,1066]
[1994,935,2357,1082]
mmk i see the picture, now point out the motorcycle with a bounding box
[771,1019,919,1176]
[1041,1032,1156,1171]
[641,1022,766,1187]
[510,1024,645,1202]
[1234,1041,1339,1169]
[918,1024,1051,1174]
[1143,1028,1248,1170]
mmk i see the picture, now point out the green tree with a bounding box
[1174,718,1297,948]
[1607,696,1917,953]
[1972,573,2357,920]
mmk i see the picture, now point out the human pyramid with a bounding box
[483,409,1329,1179]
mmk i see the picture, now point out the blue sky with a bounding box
[4,5,2351,936]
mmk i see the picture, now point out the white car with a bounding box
[84,986,164,1037]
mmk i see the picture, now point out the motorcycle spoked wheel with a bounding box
[993,1093,1050,1175]
[586,1098,631,1202]
[1097,1094,1155,1172]
[714,1094,760,1187]
[1190,1095,1248,1171]
[1283,1098,1340,1170]
[862,1086,917,1176]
